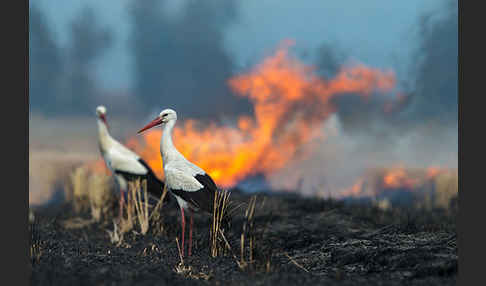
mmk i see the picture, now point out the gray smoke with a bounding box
[268,0,458,195]
[29,5,113,115]
[130,0,252,120]
[406,0,458,126]
[29,4,64,114]
[329,0,458,136]
[65,7,113,113]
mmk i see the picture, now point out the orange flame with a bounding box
[341,166,452,199]
[345,178,365,197]
[123,41,396,187]
[426,166,442,178]
[382,168,419,189]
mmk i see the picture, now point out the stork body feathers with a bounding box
[138,108,223,258]
[96,108,166,201]
[158,112,217,214]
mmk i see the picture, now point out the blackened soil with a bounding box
[29,190,457,285]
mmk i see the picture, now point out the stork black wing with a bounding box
[170,173,217,214]
[195,173,218,192]
[137,159,167,199]
[114,159,168,202]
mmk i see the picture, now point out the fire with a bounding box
[382,168,418,189]
[345,178,365,197]
[122,40,396,187]
[341,166,454,199]
[426,166,442,178]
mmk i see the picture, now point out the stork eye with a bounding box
[162,114,168,117]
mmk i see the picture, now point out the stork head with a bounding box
[96,105,108,127]
[138,108,177,134]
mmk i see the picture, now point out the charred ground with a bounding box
[29,189,457,285]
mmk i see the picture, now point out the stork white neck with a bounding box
[160,119,184,165]
[97,118,112,151]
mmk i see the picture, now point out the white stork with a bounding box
[96,106,167,220]
[138,108,218,257]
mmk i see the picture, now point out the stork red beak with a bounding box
[138,117,163,134]
[100,114,109,128]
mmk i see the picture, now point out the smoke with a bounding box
[65,7,113,113]
[315,42,347,78]
[30,1,457,200]
[331,0,457,134]
[29,4,64,114]
[406,0,458,126]
[29,5,114,115]
[268,1,458,195]
[130,0,252,119]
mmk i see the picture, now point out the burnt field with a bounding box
[29,187,457,286]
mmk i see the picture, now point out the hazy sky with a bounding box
[33,0,444,90]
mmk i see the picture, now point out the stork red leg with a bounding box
[180,207,186,258]
[188,215,193,256]
[118,191,125,220]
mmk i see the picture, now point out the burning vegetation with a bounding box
[121,40,397,190]
[80,40,458,211]
[340,166,458,209]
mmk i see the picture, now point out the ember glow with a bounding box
[383,168,418,189]
[340,166,455,199]
[116,41,397,188]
